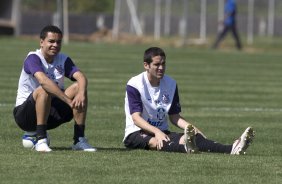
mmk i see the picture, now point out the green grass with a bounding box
[0,37,282,184]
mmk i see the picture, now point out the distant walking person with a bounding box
[13,25,96,152]
[212,0,242,50]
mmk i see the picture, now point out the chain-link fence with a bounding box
[1,0,282,44]
[112,0,282,44]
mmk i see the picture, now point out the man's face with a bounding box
[40,32,62,62]
[144,55,166,82]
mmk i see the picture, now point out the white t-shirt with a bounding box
[15,49,78,106]
[124,71,181,140]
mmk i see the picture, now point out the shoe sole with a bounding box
[184,124,199,153]
[239,127,255,155]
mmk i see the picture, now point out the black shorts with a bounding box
[124,130,183,150]
[13,93,73,131]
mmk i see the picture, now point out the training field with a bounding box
[0,37,282,184]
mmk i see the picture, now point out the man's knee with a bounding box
[65,82,82,99]
[148,138,157,150]
[33,87,51,101]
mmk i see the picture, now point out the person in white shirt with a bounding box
[13,25,96,152]
[123,47,254,154]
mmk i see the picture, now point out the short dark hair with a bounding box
[40,25,63,40]
[143,47,166,64]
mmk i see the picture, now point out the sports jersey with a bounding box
[124,71,181,140]
[15,49,79,106]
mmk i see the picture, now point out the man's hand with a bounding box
[71,93,86,112]
[155,130,170,150]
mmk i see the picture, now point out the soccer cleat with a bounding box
[72,137,97,152]
[35,138,52,152]
[184,124,199,153]
[231,127,255,155]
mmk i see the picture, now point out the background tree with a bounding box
[22,0,114,13]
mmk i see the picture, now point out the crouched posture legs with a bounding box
[32,87,52,141]
[64,82,88,143]
[30,83,96,152]
[32,83,84,140]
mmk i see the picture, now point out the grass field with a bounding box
[0,37,282,184]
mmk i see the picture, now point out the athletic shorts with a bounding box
[13,93,73,131]
[124,130,183,150]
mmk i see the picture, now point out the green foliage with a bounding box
[21,0,57,12]
[21,0,114,13]
[0,37,282,183]
[68,0,114,13]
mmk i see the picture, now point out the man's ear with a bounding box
[144,62,149,70]
[40,39,44,47]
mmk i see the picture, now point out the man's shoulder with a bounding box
[163,74,176,84]
[26,53,40,60]
[56,53,69,60]
[25,50,44,65]
[127,72,144,85]
[24,52,41,66]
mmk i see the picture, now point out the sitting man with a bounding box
[123,47,254,154]
[13,25,96,152]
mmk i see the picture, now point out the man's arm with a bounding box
[169,113,188,129]
[169,114,206,138]
[131,112,170,149]
[34,71,72,106]
[71,71,88,110]
[132,112,163,135]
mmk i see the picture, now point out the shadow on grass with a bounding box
[51,146,132,152]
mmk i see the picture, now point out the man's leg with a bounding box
[231,24,242,50]
[65,82,86,142]
[32,87,52,152]
[195,133,232,153]
[124,131,153,150]
[160,140,187,153]
[212,26,229,49]
[158,131,188,153]
[64,82,96,152]
[145,130,196,153]
[124,130,188,153]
